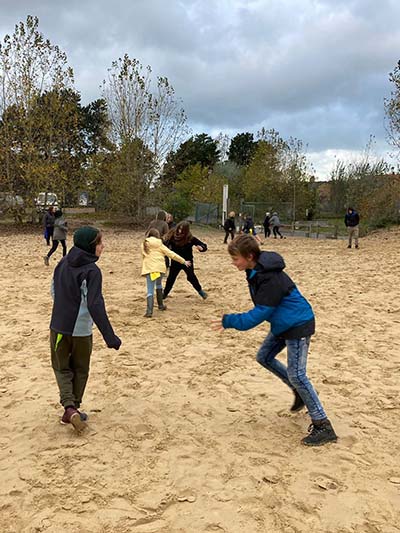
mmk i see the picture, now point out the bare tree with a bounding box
[101,54,188,177]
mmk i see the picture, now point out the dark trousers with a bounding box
[163,261,202,297]
[264,226,271,238]
[47,239,67,258]
[45,226,54,246]
[273,226,283,238]
[50,330,92,409]
[223,229,235,243]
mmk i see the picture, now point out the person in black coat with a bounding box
[263,212,271,238]
[163,221,208,299]
[223,211,236,243]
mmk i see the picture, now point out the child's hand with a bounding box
[196,245,204,251]
[184,260,191,267]
[211,317,224,332]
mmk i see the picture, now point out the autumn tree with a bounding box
[0,15,74,209]
[101,54,188,217]
[384,60,400,156]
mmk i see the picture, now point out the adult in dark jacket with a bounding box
[50,226,121,432]
[212,234,337,446]
[223,211,236,243]
[43,206,55,246]
[44,210,68,265]
[163,221,208,299]
[344,207,360,249]
[263,212,271,238]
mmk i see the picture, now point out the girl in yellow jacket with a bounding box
[141,228,191,317]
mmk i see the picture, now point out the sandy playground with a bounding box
[0,223,400,533]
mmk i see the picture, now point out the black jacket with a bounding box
[166,236,207,262]
[344,210,359,227]
[224,217,235,231]
[50,246,120,348]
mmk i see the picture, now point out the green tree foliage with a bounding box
[384,60,400,156]
[243,130,313,221]
[161,133,220,188]
[228,132,257,166]
[0,16,74,209]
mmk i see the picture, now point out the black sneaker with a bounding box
[302,420,337,446]
[347,245,351,249]
[355,245,359,249]
[290,390,305,412]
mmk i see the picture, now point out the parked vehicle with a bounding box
[35,192,59,212]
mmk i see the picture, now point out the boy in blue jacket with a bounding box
[213,234,336,446]
[50,226,121,432]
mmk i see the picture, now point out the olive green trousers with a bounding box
[50,330,92,409]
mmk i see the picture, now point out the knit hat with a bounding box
[73,226,99,254]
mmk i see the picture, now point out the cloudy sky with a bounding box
[1,0,399,177]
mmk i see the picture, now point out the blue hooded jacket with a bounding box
[222,251,315,338]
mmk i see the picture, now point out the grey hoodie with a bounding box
[53,216,68,240]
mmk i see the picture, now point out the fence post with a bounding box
[316,223,319,239]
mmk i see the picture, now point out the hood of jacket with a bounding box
[67,245,99,268]
[254,251,285,273]
[143,236,162,252]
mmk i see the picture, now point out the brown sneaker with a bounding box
[44,255,49,266]
[60,407,87,433]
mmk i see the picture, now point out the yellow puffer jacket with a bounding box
[141,236,186,275]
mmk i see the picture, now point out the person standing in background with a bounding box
[344,207,360,249]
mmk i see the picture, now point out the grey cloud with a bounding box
[0,0,399,175]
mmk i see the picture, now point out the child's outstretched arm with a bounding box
[160,243,191,267]
[220,305,275,331]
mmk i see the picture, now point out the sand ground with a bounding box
[0,224,399,533]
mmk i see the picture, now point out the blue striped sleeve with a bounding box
[222,305,274,331]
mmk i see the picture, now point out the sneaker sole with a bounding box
[302,436,338,447]
[290,404,306,413]
[70,412,87,433]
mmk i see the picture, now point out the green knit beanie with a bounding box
[73,226,99,254]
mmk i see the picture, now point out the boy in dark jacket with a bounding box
[50,226,121,432]
[212,234,337,446]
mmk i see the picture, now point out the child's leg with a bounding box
[163,262,181,297]
[61,239,67,256]
[184,265,202,292]
[50,330,76,408]
[145,274,156,317]
[286,337,327,422]
[70,335,93,409]
[256,332,292,386]
[47,239,59,258]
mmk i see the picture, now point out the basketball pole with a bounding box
[222,184,229,226]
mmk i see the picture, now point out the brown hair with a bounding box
[166,220,192,246]
[92,230,103,247]
[143,228,160,254]
[228,234,261,260]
